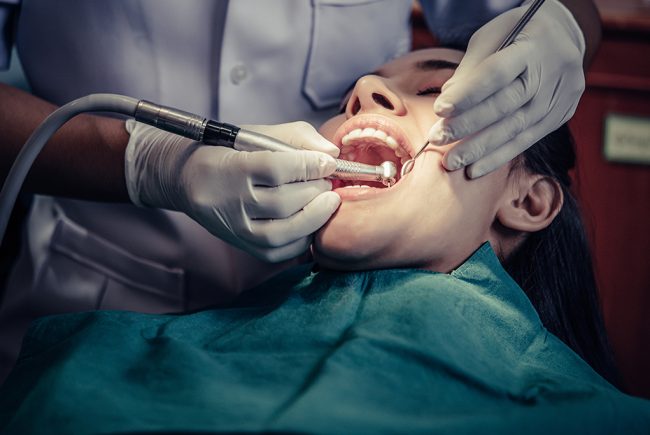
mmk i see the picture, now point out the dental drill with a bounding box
[0,94,397,246]
[134,100,397,185]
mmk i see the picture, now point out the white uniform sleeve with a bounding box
[0,0,20,70]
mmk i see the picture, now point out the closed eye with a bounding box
[416,86,442,96]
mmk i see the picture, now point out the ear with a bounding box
[497,175,564,232]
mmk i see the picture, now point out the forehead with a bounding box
[378,48,464,77]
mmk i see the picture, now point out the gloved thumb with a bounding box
[246,149,337,186]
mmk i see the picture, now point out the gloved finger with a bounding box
[247,191,340,248]
[433,44,528,118]
[244,150,337,186]
[464,118,554,178]
[243,121,340,157]
[244,236,312,263]
[428,75,531,145]
[248,179,332,219]
[285,121,341,157]
[441,10,525,91]
[442,103,541,171]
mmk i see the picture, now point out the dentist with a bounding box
[0,0,599,383]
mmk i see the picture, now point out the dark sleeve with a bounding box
[0,0,20,70]
[418,0,524,48]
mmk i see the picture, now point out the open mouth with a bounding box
[332,115,413,190]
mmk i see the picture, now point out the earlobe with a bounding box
[497,175,564,233]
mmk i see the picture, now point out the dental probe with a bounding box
[400,0,546,179]
[134,100,397,186]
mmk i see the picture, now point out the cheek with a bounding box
[318,115,345,141]
[315,207,366,261]
[407,98,439,137]
[405,156,506,258]
[444,166,510,235]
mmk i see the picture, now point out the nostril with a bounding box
[351,98,361,115]
[372,93,394,110]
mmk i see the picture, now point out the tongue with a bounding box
[331,179,384,189]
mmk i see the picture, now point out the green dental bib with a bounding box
[1,243,649,433]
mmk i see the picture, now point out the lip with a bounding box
[333,185,389,201]
[332,114,415,157]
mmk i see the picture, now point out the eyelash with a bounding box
[416,87,442,96]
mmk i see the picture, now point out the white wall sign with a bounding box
[604,113,650,165]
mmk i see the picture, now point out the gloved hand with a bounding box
[427,0,586,178]
[125,120,341,262]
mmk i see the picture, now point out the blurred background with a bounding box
[414,0,650,399]
[1,0,648,399]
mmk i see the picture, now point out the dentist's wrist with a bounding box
[124,119,194,212]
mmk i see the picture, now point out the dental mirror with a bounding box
[400,141,429,178]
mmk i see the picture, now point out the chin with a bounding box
[314,218,480,273]
[314,225,364,271]
[312,222,382,271]
[313,223,417,272]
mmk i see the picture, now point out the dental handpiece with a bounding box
[134,100,397,186]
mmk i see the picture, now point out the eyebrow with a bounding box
[414,59,459,71]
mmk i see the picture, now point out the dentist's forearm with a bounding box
[557,0,602,66]
[0,83,130,201]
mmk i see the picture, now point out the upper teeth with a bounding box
[341,127,408,158]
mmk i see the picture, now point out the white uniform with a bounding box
[0,0,520,382]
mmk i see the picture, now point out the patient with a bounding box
[315,48,617,383]
[1,49,649,433]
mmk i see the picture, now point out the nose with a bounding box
[345,75,406,118]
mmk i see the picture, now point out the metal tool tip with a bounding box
[380,161,398,187]
[380,161,397,179]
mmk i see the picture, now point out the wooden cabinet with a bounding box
[570,3,650,398]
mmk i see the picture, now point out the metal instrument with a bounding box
[135,100,398,187]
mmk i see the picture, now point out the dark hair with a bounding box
[503,125,620,387]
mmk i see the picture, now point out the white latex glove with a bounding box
[125,120,341,263]
[427,0,586,178]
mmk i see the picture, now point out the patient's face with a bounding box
[314,48,513,272]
